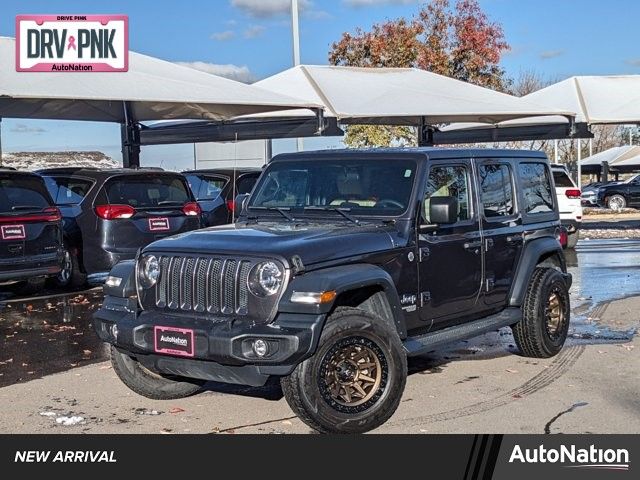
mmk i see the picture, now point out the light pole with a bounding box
[291,0,303,152]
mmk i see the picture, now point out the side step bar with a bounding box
[403,308,522,357]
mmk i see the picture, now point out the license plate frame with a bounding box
[148,217,170,232]
[1,225,26,240]
[153,326,195,358]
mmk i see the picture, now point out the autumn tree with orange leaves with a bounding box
[329,0,510,147]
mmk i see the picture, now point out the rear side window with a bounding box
[236,174,259,195]
[186,175,227,201]
[44,176,93,205]
[0,175,52,213]
[552,170,575,188]
[519,163,555,214]
[479,164,514,218]
[104,175,191,208]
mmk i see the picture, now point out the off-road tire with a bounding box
[281,307,407,434]
[512,267,570,359]
[566,231,579,249]
[110,346,204,400]
[51,245,86,289]
[607,194,627,210]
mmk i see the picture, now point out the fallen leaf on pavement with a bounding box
[169,407,185,414]
[281,420,293,426]
[506,369,518,374]
[99,365,112,370]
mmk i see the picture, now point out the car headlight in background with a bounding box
[138,255,160,289]
[248,261,283,297]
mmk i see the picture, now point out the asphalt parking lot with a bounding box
[0,238,638,434]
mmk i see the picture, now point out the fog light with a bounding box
[252,339,269,358]
[111,324,118,341]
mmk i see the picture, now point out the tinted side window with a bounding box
[44,176,94,205]
[424,165,471,223]
[0,175,52,213]
[185,175,227,201]
[519,163,555,214]
[236,174,259,195]
[552,170,575,188]
[479,164,514,218]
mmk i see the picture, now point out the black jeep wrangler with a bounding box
[94,148,572,434]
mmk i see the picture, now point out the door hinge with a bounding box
[485,277,495,292]
[419,247,430,262]
[420,291,431,306]
[485,238,494,251]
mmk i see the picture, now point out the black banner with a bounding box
[0,435,635,478]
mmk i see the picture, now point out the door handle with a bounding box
[506,235,524,245]
[464,240,483,251]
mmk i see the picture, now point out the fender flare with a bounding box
[508,237,565,307]
[103,260,137,298]
[279,264,407,338]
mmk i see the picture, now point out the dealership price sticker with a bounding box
[16,15,128,72]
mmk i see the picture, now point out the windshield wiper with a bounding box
[157,201,184,207]
[250,206,295,222]
[304,206,361,225]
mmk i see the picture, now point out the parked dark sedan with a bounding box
[0,169,64,291]
[184,168,261,227]
[39,168,202,286]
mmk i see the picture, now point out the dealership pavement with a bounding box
[0,240,638,434]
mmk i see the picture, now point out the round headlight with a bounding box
[248,261,283,297]
[138,255,160,289]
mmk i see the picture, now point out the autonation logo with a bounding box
[510,444,630,471]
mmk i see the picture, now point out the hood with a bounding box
[144,221,404,267]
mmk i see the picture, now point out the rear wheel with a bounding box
[281,307,407,434]
[51,245,86,289]
[607,194,627,210]
[110,346,204,400]
[512,268,570,358]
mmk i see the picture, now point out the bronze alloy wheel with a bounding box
[318,336,388,414]
[545,287,566,340]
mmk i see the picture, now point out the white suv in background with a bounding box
[551,164,582,249]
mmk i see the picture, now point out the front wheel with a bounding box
[512,268,570,358]
[110,346,204,400]
[281,307,407,434]
[607,194,627,210]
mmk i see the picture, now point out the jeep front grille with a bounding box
[155,256,253,315]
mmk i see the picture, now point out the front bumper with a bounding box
[94,297,326,387]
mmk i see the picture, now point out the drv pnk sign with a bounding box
[16,15,128,72]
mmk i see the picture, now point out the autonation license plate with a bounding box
[154,326,195,358]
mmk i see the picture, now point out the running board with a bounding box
[403,308,522,357]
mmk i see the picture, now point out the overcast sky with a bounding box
[2,0,640,170]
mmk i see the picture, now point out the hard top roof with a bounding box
[271,147,547,162]
[36,167,186,179]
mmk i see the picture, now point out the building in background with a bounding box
[194,140,271,170]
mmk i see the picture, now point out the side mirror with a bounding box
[429,196,459,225]
[234,194,250,216]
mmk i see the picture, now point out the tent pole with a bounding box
[589,138,593,157]
[418,117,434,147]
[0,118,3,166]
[121,101,141,168]
[291,0,303,152]
[554,139,558,163]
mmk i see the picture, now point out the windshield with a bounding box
[249,159,416,217]
[104,175,191,208]
[0,175,52,213]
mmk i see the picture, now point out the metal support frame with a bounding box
[121,101,141,168]
[418,117,435,147]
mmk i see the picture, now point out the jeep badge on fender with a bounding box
[94,148,572,434]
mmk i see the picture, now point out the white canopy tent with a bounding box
[0,37,320,166]
[436,76,640,187]
[581,145,640,175]
[253,65,573,128]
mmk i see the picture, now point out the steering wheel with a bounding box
[376,199,404,209]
